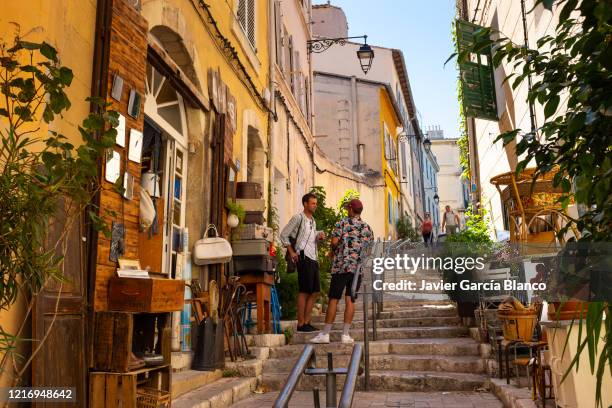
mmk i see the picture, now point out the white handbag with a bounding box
[192,224,233,265]
[140,189,156,229]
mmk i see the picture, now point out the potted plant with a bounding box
[225,199,245,230]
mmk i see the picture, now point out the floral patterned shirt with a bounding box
[331,216,373,275]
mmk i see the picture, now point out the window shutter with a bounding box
[292,50,299,97]
[237,0,246,31]
[247,0,256,48]
[455,19,497,120]
[286,36,293,81]
[274,1,282,66]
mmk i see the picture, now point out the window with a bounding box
[237,0,256,49]
[274,1,282,66]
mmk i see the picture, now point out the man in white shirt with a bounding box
[280,193,325,332]
[442,205,460,235]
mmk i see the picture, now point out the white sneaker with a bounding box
[310,332,330,344]
[341,334,354,344]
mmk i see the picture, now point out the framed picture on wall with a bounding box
[218,73,227,114]
[128,129,143,163]
[227,91,237,134]
[208,68,219,112]
[115,113,126,147]
[128,89,141,119]
[226,162,238,203]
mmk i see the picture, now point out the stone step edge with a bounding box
[173,376,259,408]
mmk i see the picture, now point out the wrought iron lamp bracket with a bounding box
[307,35,368,54]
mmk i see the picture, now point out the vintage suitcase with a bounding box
[231,239,271,256]
[234,255,277,274]
[237,224,273,242]
[108,277,185,312]
[236,198,266,212]
[244,211,265,224]
[236,182,263,199]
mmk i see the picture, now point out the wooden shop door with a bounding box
[32,204,88,407]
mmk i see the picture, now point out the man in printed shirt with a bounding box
[310,199,373,344]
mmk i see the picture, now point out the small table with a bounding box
[239,273,273,334]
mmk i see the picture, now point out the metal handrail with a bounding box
[273,344,315,408]
[338,344,363,408]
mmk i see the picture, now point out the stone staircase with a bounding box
[172,334,285,408]
[261,300,491,392]
[173,266,504,407]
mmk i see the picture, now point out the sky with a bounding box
[317,0,460,139]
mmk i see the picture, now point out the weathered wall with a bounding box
[314,147,387,238]
[0,0,98,387]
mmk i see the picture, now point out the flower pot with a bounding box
[547,300,589,321]
[227,213,240,228]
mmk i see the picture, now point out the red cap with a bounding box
[347,198,363,211]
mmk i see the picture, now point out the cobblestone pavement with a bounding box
[231,390,504,407]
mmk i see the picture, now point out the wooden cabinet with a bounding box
[91,313,172,407]
[108,277,185,313]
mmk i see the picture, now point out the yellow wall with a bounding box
[379,88,402,237]
[0,0,98,387]
[143,0,270,184]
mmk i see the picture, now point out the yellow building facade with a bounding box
[0,0,274,400]
[379,88,402,238]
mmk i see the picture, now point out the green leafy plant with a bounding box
[449,0,611,403]
[451,20,471,180]
[226,199,245,225]
[283,327,294,344]
[396,215,420,241]
[0,34,117,388]
[337,188,360,218]
[445,206,492,245]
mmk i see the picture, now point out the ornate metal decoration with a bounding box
[307,35,368,54]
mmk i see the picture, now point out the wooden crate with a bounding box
[93,312,133,372]
[108,277,185,313]
[89,365,171,408]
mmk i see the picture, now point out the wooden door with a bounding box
[33,202,87,407]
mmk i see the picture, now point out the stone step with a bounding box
[268,338,480,359]
[171,369,223,399]
[230,390,504,407]
[262,370,489,391]
[263,354,485,374]
[291,326,469,344]
[173,377,257,408]
[387,338,481,356]
[319,316,461,330]
[310,305,457,323]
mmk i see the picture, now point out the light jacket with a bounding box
[280,212,322,254]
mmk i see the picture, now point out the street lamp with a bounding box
[307,35,374,75]
[356,41,375,74]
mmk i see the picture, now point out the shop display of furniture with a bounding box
[90,313,171,407]
[240,273,273,334]
[108,277,185,313]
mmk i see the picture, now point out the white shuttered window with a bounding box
[237,0,256,49]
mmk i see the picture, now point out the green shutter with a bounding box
[456,19,498,121]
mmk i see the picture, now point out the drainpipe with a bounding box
[350,76,359,168]
[87,0,113,371]
[267,0,276,217]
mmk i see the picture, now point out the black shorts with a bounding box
[297,255,320,294]
[329,273,361,300]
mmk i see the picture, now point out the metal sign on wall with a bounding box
[455,19,498,121]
